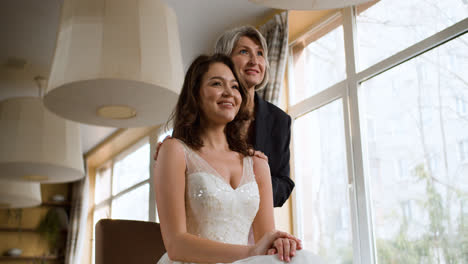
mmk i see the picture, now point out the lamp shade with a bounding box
[0,97,84,183]
[249,0,372,10]
[44,0,184,128]
[0,180,42,208]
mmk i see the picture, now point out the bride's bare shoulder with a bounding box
[158,138,185,159]
[252,156,271,182]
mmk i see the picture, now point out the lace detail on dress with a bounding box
[169,140,260,246]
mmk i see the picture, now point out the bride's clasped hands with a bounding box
[251,230,303,262]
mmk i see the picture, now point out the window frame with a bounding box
[93,137,155,221]
[287,5,468,264]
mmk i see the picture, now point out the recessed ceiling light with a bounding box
[97,105,137,120]
[22,175,49,181]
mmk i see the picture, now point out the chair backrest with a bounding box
[95,219,166,264]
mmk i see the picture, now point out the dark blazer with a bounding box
[254,93,295,207]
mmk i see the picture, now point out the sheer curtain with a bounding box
[65,176,89,264]
[258,11,289,105]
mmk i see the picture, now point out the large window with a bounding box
[288,0,467,263]
[91,138,155,263]
[360,36,468,262]
[93,139,152,222]
[356,0,467,71]
[293,99,353,263]
[290,14,346,104]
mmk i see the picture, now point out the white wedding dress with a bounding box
[157,140,324,264]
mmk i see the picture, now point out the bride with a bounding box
[154,54,323,264]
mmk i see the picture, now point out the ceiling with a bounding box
[0,0,274,154]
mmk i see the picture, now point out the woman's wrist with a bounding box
[246,245,258,258]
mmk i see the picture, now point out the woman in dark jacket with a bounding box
[214,26,294,207]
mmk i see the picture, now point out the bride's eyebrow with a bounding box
[208,76,238,83]
[208,76,224,81]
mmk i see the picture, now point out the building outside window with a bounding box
[461,200,468,227]
[287,0,468,263]
[456,96,467,116]
[401,200,413,222]
[459,139,468,162]
[396,159,410,180]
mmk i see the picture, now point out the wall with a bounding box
[289,9,338,43]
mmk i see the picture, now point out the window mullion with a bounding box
[109,161,114,218]
[342,6,375,264]
[149,129,158,222]
[289,80,346,118]
[287,46,304,240]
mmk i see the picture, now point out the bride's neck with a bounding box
[200,124,230,152]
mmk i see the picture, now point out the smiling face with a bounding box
[230,36,266,90]
[199,62,242,126]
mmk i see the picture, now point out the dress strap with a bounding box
[173,139,207,175]
[241,156,256,185]
[174,138,256,183]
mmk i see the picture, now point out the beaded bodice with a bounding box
[157,141,323,264]
[179,141,260,245]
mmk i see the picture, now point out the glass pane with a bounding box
[93,205,110,232]
[293,99,353,263]
[111,183,149,221]
[290,24,346,105]
[95,166,111,204]
[357,0,468,71]
[113,142,150,195]
[359,34,468,263]
[92,205,109,264]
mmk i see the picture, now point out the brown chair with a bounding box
[95,219,166,264]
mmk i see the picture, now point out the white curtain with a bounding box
[65,175,89,264]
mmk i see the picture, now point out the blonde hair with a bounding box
[214,26,270,90]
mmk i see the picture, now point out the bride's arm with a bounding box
[252,156,276,240]
[154,139,285,263]
[252,156,302,262]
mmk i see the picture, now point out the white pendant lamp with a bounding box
[249,0,373,10]
[43,0,184,128]
[0,97,84,183]
[0,180,41,209]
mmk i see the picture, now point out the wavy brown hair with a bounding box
[168,54,253,156]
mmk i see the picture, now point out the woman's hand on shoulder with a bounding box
[253,150,268,162]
